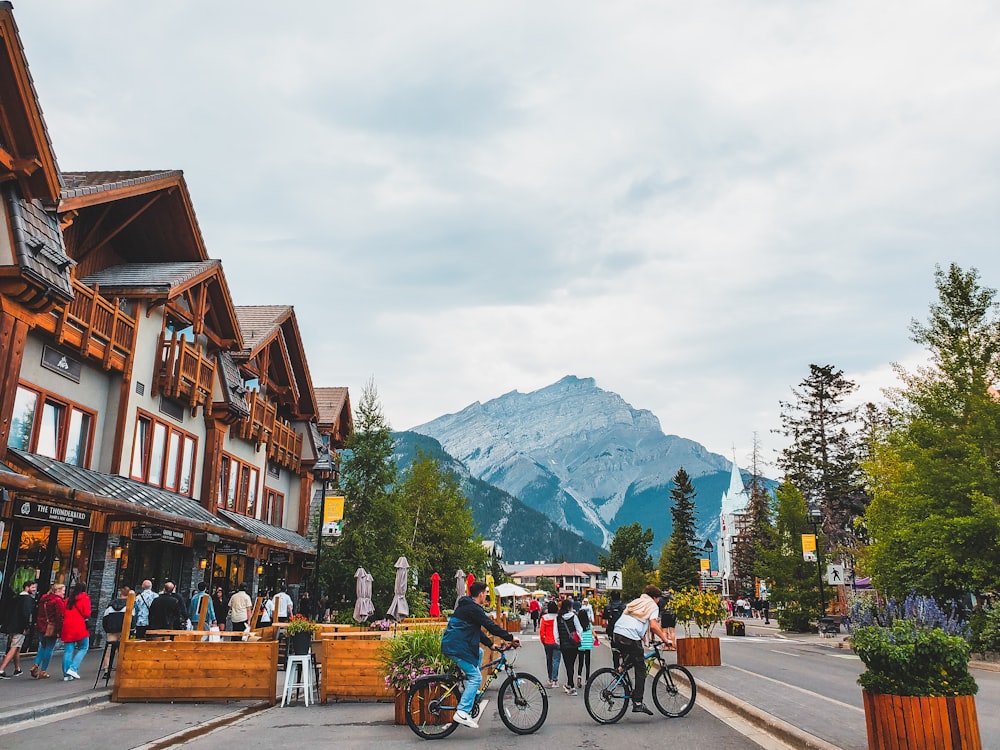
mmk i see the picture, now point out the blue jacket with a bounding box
[440,595,514,664]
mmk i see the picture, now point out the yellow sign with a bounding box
[801,533,817,561]
[485,574,496,614]
[324,495,345,523]
[700,558,710,571]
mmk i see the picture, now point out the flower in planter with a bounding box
[369,618,394,631]
[672,588,727,638]
[377,627,453,691]
[285,614,321,636]
[848,592,977,697]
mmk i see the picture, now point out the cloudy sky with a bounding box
[14,2,1000,468]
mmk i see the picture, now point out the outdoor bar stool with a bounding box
[282,654,315,707]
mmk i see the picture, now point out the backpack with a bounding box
[538,615,556,645]
[603,600,626,636]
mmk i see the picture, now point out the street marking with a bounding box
[769,650,801,658]
[829,653,860,660]
[724,665,863,713]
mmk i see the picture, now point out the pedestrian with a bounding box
[601,590,626,670]
[659,592,677,648]
[760,596,771,625]
[132,579,158,639]
[148,581,184,635]
[259,590,274,626]
[736,595,747,618]
[440,581,520,729]
[273,584,294,622]
[212,586,228,631]
[557,597,582,696]
[228,583,253,633]
[612,585,671,716]
[190,582,215,629]
[575,609,596,688]
[580,597,594,622]
[31,582,65,679]
[0,579,37,678]
[538,600,561,688]
[99,586,129,678]
[528,596,541,632]
[299,590,314,620]
[61,583,91,680]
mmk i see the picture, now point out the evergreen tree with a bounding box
[777,364,864,553]
[757,482,823,631]
[863,264,1000,601]
[599,522,655,573]
[658,467,700,592]
[730,434,774,594]
[324,379,402,613]
[396,449,487,597]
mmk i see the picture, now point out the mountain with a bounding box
[392,431,606,563]
[411,375,748,554]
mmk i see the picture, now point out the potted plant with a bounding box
[671,587,726,666]
[285,614,320,655]
[849,592,981,750]
[376,627,452,725]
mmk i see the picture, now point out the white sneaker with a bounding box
[453,710,479,729]
[63,675,73,681]
[66,669,81,680]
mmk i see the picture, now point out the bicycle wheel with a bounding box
[497,672,548,734]
[405,675,461,739]
[651,663,696,718]
[584,667,630,724]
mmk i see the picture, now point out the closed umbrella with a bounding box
[353,567,375,623]
[386,556,410,621]
[454,569,466,607]
[430,572,441,617]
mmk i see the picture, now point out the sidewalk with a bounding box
[0,648,114,727]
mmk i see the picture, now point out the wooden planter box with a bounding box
[394,689,407,724]
[676,636,721,666]
[320,634,394,703]
[863,692,982,750]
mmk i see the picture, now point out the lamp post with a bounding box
[807,506,825,622]
[312,446,336,606]
[703,538,714,589]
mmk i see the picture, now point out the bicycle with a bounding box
[584,639,696,724]
[405,643,549,739]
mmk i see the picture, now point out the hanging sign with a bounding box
[132,525,184,544]
[801,533,817,562]
[216,541,247,556]
[268,550,290,564]
[322,495,345,536]
[16,500,91,529]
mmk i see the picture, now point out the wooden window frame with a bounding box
[263,488,285,527]
[129,409,198,496]
[218,452,261,517]
[8,382,96,467]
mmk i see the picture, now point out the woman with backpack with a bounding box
[538,600,561,689]
[575,609,597,688]
[557,598,583,696]
[31,583,65,679]
[61,583,91,680]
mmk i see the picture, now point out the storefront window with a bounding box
[10,523,91,589]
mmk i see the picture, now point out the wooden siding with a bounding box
[152,329,214,416]
[233,389,302,471]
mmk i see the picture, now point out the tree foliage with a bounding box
[599,522,655,574]
[777,364,865,553]
[862,264,1000,601]
[621,558,648,601]
[658,468,701,592]
[731,433,774,594]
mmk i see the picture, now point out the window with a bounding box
[218,453,260,516]
[6,384,94,467]
[130,412,197,495]
[263,489,285,527]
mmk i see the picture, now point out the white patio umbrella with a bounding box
[353,567,375,623]
[495,582,530,598]
[386,556,410,621]
[454,569,466,607]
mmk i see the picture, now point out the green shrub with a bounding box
[777,605,812,632]
[970,604,1000,655]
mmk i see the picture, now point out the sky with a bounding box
[13,1,1000,471]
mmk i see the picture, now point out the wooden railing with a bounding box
[233,390,302,471]
[152,330,215,416]
[41,279,136,372]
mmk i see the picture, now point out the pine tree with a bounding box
[730,434,774,595]
[658,467,700,592]
[777,364,864,552]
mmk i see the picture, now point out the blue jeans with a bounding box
[453,648,483,715]
[33,635,57,671]
[544,643,561,682]
[63,637,89,675]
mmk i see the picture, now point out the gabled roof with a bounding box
[81,260,242,348]
[0,4,61,202]
[58,170,209,274]
[2,182,74,303]
[215,350,251,419]
[234,305,317,420]
[315,386,353,449]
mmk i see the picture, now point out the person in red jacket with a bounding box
[61,583,91,680]
[31,583,66,679]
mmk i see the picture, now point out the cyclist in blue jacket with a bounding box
[441,581,520,729]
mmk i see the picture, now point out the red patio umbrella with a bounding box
[430,572,441,616]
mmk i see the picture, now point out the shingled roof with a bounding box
[234,305,292,354]
[3,183,74,302]
[60,170,182,200]
[81,260,220,294]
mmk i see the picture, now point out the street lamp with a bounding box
[312,445,337,605]
[807,506,826,623]
[703,539,714,589]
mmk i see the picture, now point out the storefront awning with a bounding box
[217,508,314,555]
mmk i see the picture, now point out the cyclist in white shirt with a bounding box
[611,585,670,715]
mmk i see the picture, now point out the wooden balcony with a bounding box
[232,389,302,471]
[36,279,136,373]
[152,329,215,416]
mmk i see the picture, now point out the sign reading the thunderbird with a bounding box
[132,525,184,545]
[16,500,91,529]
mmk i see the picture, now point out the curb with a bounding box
[696,680,844,750]
[0,689,111,729]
